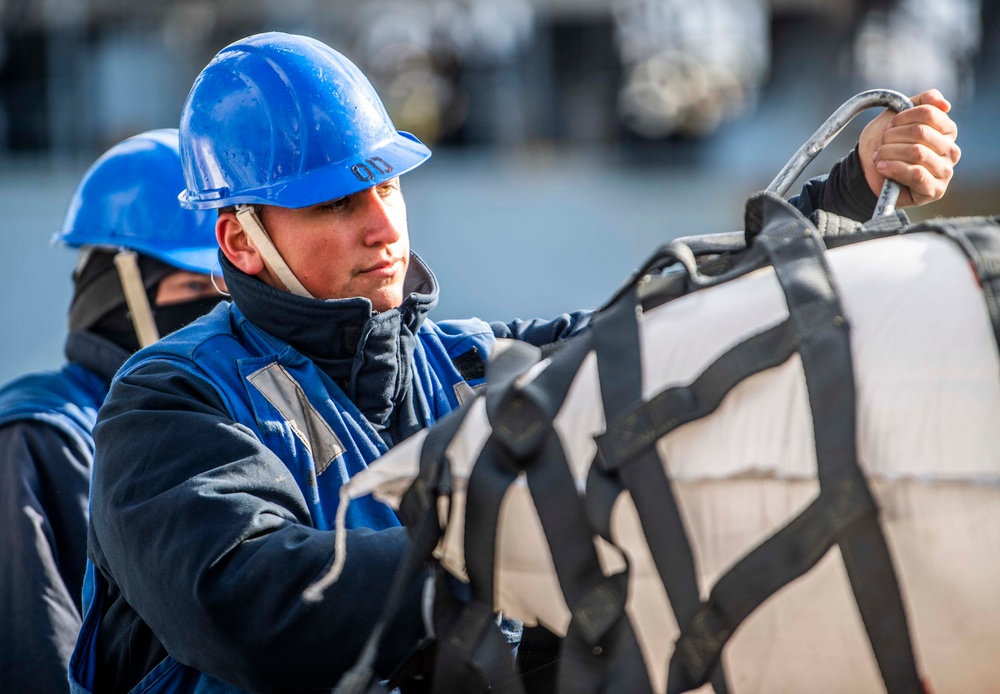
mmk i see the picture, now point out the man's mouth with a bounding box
[359,258,401,277]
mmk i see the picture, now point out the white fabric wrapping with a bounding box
[343,232,1000,692]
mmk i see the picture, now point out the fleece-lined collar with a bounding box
[221,252,439,443]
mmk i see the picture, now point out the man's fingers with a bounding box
[908,88,951,112]
[876,142,955,182]
[877,159,951,204]
[879,125,962,162]
[859,90,960,207]
[889,104,959,138]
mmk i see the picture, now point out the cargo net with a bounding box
[316,92,1000,693]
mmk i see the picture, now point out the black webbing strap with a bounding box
[594,194,922,693]
[433,343,567,694]
[434,419,526,694]
[862,209,911,235]
[595,297,800,693]
[483,335,649,693]
[492,430,648,694]
[432,337,594,694]
[596,321,798,467]
[432,597,523,694]
[646,194,919,692]
[337,405,475,694]
[668,474,876,684]
[437,331,643,693]
[754,196,921,694]
[398,403,472,528]
[910,217,1000,356]
[590,284,730,694]
[812,208,863,240]
[492,334,650,693]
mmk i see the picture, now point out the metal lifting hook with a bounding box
[767,88,913,218]
[603,89,915,303]
[667,88,913,263]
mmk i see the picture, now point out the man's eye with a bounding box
[319,198,348,212]
[377,179,400,197]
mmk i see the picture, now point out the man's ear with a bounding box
[217,212,265,276]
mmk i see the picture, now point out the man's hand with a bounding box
[858,89,961,208]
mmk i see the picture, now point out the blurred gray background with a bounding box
[1,0,998,385]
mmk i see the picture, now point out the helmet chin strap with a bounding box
[235,205,315,299]
[113,249,160,348]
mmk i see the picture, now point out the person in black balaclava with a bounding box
[0,129,228,693]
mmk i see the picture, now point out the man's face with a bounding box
[258,178,409,312]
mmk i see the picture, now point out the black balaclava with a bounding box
[68,249,223,353]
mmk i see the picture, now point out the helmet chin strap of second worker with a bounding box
[112,249,160,348]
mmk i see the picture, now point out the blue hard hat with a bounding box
[178,32,431,210]
[54,129,219,275]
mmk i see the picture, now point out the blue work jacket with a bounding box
[70,298,495,693]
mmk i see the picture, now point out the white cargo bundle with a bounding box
[321,91,996,694]
[337,197,1000,693]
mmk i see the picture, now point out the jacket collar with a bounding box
[64,330,132,384]
[221,252,439,440]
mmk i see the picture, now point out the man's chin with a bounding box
[368,290,404,313]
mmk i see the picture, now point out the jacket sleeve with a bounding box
[0,421,90,693]
[489,310,595,346]
[789,146,879,222]
[89,360,426,692]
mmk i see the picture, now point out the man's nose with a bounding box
[358,188,401,246]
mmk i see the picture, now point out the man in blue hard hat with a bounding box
[0,129,228,693]
[72,32,960,694]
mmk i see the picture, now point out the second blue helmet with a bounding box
[54,128,219,275]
